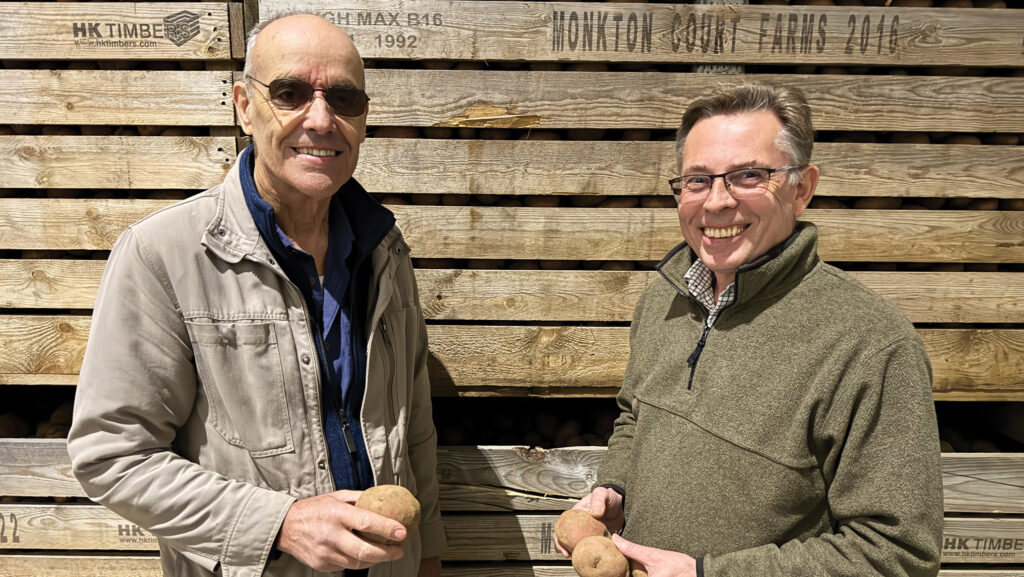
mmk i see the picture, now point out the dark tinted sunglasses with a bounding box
[246,75,369,117]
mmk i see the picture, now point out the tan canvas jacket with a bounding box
[67,159,444,577]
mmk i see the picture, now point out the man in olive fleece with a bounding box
[556,83,943,577]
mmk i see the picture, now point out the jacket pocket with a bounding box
[187,321,294,457]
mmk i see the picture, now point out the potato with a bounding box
[572,535,629,577]
[630,559,649,577]
[355,484,421,544]
[555,509,610,553]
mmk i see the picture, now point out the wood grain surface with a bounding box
[361,70,1024,132]
[0,3,231,60]
[0,137,235,190]
[262,1,1024,67]
[0,71,235,126]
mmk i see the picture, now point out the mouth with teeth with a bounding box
[703,224,747,239]
[293,147,339,158]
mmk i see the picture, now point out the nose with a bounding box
[702,175,737,212]
[301,91,335,132]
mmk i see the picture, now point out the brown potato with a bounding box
[572,535,629,577]
[355,484,421,544]
[630,558,649,577]
[556,509,610,554]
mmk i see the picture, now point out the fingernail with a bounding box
[393,527,406,540]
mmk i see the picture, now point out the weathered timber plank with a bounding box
[361,70,1024,132]
[0,316,89,382]
[2,202,1021,263]
[3,441,1022,515]
[0,3,231,60]
[0,555,162,577]
[0,505,1019,562]
[0,317,1020,398]
[418,270,1024,324]
[927,329,1024,401]
[0,558,1017,577]
[0,260,105,310]
[439,568,1024,577]
[356,140,1024,200]
[262,1,1024,67]
[2,263,1022,325]
[393,207,1024,263]
[0,71,235,126]
[0,137,235,189]
[439,485,577,512]
[436,446,605,499]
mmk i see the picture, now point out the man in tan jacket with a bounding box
[68,13,443,577]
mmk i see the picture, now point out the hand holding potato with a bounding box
[555,487,625,557]
[611,534,698,577]
[275,489,407,572]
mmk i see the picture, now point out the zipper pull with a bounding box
[340,413,358,456]
[379,318,391,347]
[687,325,711,367]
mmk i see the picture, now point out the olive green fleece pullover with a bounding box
[598,222,943,577]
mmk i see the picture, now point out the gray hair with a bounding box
[242,11,364,90]
[675,83,814,185]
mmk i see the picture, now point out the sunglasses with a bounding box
[246,75,369,117]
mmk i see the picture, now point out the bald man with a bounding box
[69,13,443,577]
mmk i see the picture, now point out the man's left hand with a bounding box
[612,534,697,577]
[417,555,441,577]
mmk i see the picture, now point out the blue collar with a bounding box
[237,145,395,270]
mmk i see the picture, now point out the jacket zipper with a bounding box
[245,254,355,490]
[657,268,712,392]
[686,324,711,390]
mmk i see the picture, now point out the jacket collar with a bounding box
[658,221,820,307]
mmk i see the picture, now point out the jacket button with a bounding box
[317,460,326,470]
[301,354,311,365]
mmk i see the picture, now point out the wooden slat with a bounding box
[2,262,1022,325]
[0,3,232,60]
[0,137,235,190]
[0,317,1020,399]
[439,568,1024,577]
[3,441,1022,515]
[0,558,1019,577]
[8,138,1020,199]
[2,261,1022,326]
[1,505,1018,563]
[0,556,162,577]
[0,71,235,126]
[356,140,1024,200]
[4,201,1019,263]
[395,207,1024,264]
[362,70,1024,133]
[263,1,1024,67]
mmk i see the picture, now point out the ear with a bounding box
[233,81,254,136]
[358,101,369,143]
[791,164,818,217]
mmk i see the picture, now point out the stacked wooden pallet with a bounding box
[0,0,1022,575]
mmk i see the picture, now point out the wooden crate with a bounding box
[0,0,1022,575]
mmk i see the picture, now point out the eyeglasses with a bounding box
[669,165,804,203]
[246,75,369,117]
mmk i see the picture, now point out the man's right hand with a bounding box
[276,490,407,572]
[553,487,625,558]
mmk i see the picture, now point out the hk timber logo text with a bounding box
[70,10,201,47]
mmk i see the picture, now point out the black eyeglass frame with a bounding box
[668,165,806,196]
[245,75,370,117]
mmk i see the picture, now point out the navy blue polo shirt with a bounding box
[239,145,394,497]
